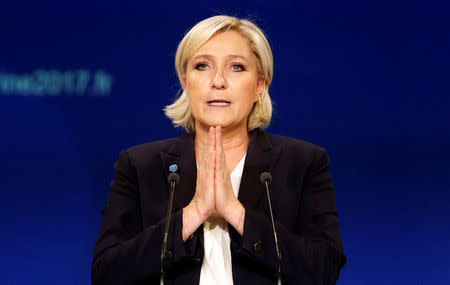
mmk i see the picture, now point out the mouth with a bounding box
[207,100,231,107]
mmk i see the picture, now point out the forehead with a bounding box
[193,30,253,58]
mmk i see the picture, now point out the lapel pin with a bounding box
[169,164,178,173]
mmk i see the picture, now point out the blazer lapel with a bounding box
[238,129,281,210]
[160,132,197,212]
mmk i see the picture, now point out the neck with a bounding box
[194,122,250,169]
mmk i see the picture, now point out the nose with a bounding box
[211,67,226,89]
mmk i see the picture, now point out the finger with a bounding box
[206,127,215,176]
[201,127,211,164]
[215,126,223,178]
[217,126,226,165]
[216,126,229,178]
[211,126,216,153]
[215,126,222,153]
[203,127,214,164]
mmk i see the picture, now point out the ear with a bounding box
[255,76,266,102]
[181,74,186,89]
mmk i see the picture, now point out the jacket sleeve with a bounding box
[91,150,198,285]
[230,147,347,285]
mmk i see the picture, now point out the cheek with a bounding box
[186,73,210,95]
[185,75,195,93]
[237,79,259,102]
[235,93,258,114]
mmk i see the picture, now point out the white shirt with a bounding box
[199,154,246,285]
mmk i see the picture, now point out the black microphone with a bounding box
[160,172,180,285]
[260,172,282,285]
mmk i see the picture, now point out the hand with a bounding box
[182,126,246,241]
[214,126,245,234]
[193,126,216,218]
[182,127,216,240]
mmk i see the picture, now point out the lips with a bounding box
[207,100,231,107]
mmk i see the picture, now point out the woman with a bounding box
[92,15,346,285]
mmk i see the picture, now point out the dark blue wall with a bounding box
[1,1,449,284]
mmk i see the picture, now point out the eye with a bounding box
[231,64,245,71]
[195,63,209,70]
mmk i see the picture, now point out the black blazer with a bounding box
[92,129,346,285]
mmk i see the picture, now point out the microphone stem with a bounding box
[264,180,282,285]
[160,179,176,285]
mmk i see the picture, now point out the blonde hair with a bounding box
[164,15,274,132]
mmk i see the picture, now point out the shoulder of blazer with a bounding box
[261,131,331,175]
[121,136,181,167]
[265,132,322,151]
[265,131,326,155]
[119,132,195,169]
[127,137,178,154]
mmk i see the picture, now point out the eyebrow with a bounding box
[191,54,249,62]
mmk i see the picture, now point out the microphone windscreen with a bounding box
[168,172,180,184]
[259,172,272,184]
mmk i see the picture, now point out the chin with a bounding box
[197,118,229,129]
[210,121,246,131]
[210,121,228,128]
[204,116,228,127]
[196,115,246,130]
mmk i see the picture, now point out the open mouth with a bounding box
[207,100,231,107]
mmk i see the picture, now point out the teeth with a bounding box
[209,101,229,106]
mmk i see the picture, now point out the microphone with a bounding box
[160,172,180,285]
[259,172,282,285]
[168,172,180,184]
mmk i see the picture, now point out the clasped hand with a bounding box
[182,126,245,241]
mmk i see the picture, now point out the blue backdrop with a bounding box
[1,1,449,284]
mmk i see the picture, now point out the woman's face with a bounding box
[183,30,265,131]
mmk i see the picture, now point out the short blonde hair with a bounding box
[164,15,274,132]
